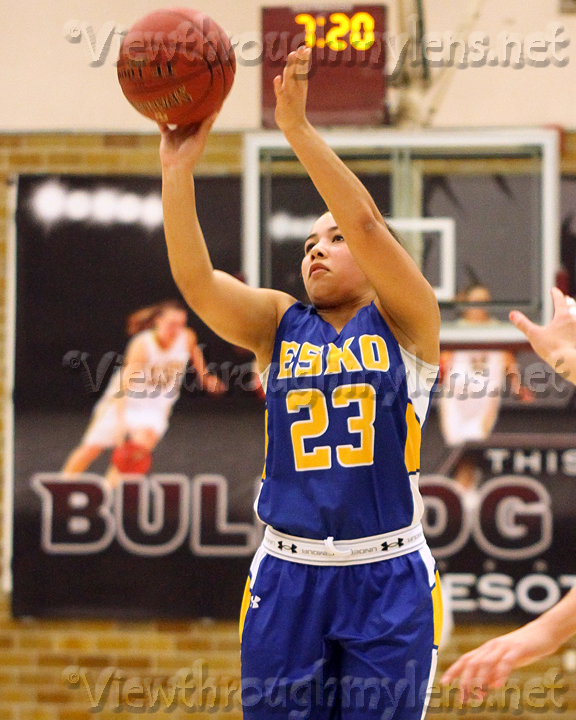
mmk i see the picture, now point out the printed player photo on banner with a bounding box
[11,174,265,619]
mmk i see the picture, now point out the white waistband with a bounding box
[263,523,426,566]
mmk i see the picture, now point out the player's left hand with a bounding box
[273,46,311,133]
[441,623,559,701]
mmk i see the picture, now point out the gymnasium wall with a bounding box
[1,0,576,716]
[1,133,576,718]
[0,135,247,720]
[1,0,576,132]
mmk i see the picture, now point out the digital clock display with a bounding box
[294,11,377,51]
[262,6,388,128]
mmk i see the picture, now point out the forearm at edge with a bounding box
[549,347,576,386]
[534,586,576,649]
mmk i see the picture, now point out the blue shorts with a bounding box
[239,543,443,720]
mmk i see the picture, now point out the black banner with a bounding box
[421,435,576,622]
[12,174,264,619]
[11,173,576,622]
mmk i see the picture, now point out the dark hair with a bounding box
[126,300,187,337]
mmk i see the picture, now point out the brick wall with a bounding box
[0,132,575,719]
[0,132,246,720]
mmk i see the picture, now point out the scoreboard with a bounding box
[261,6,388,128]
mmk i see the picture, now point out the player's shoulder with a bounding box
[374,298,439,366]
[265,289,297,314]
[260,289,299,329]
[276,296,316,330]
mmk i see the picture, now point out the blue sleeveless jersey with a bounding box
[257,301,438,540]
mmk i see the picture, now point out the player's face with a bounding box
[155,309,187,343]
[463,286,492,323]
[301,212,372,308]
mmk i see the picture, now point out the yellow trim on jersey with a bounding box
[404,402,422,475]
[432,570,443,647]
[239,577,251,642]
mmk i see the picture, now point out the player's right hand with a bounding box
[158,113,218,172]
[510,287,576,381]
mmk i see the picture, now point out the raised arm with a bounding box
[274,48,440,363]
[158,117,295,367]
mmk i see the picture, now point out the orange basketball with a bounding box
[117,8,236,126]
[112,441,152,475]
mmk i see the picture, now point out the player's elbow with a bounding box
[415,285,441,348]
[427,289,442,335]
[171,270,195,303]
[356,207,382,237]
[172,270,213,313]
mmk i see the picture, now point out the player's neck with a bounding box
[316,294,374,333]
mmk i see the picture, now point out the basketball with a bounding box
[111,440,152,475]
[117,8,236,126]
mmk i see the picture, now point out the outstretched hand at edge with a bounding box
[441,622,561,703]
[510,287,576,384]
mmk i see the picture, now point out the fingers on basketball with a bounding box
[202,112,219,133]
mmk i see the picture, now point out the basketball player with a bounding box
[62,300,223,476]
[442,287,576,697]
[158,46,442,718]
[439,284,531,491]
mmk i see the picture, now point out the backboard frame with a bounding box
[242,128,559,343]
[387,217,456,302]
